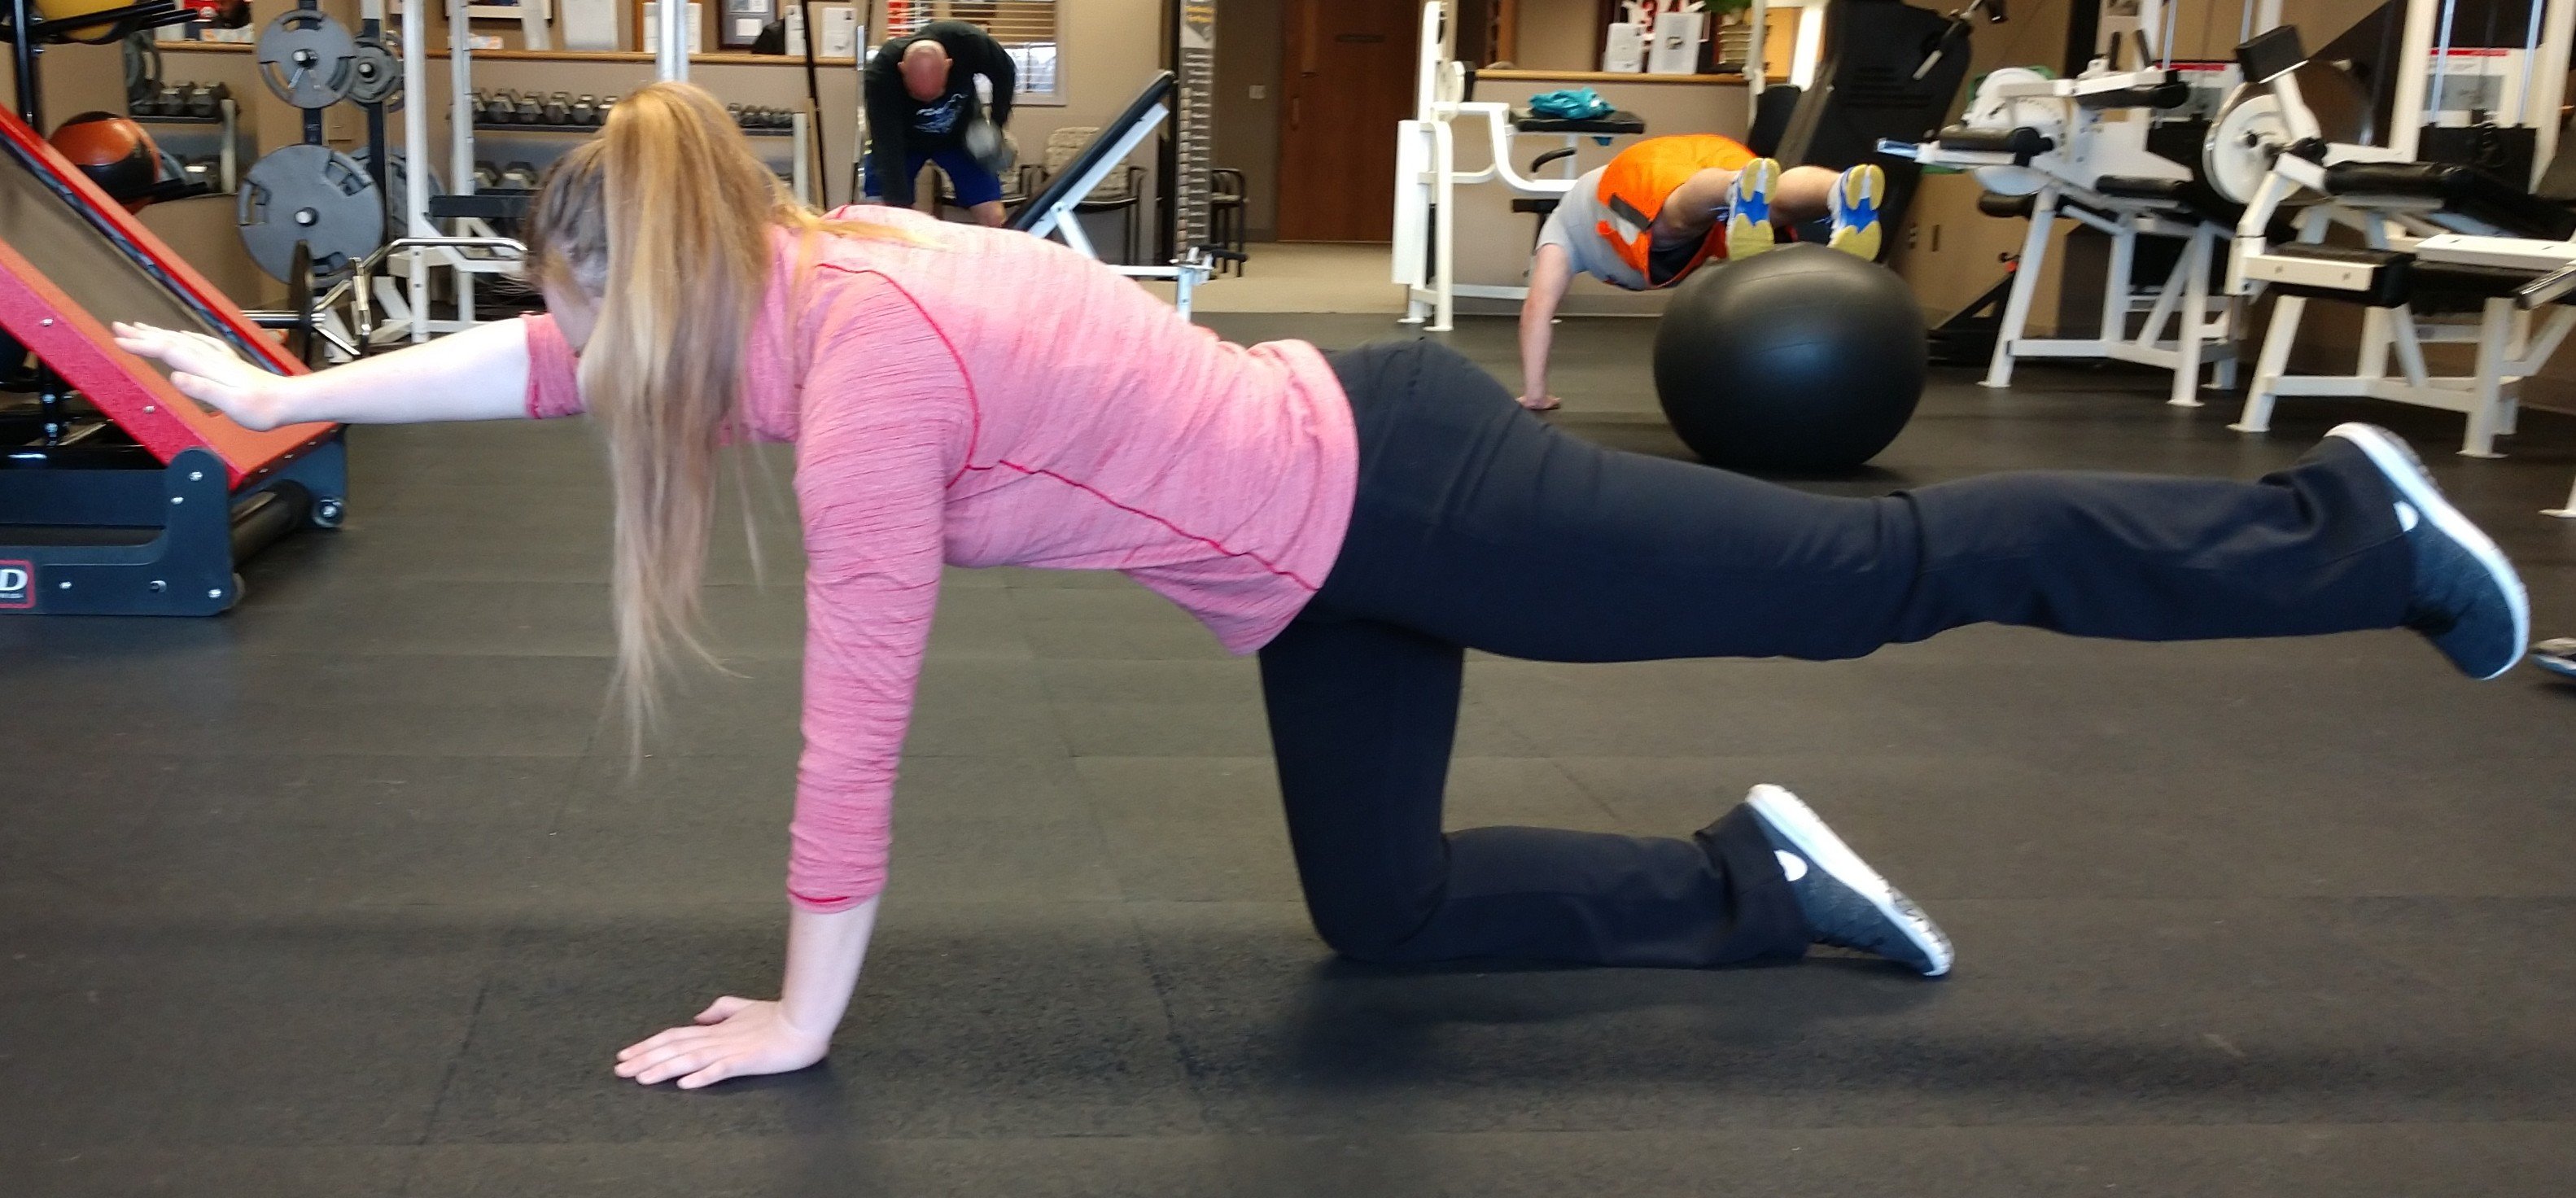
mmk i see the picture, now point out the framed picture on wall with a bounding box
[466,0,553,20]
[719,0,776,49]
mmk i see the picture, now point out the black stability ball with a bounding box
[1652,245,1927,471]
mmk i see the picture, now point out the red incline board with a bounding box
[0,103,336,488]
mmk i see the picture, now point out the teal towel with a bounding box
[1527,88,1614,120]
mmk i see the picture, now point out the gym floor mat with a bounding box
[3,319,2572,1196]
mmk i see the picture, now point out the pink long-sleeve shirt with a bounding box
[523,208,1358,911]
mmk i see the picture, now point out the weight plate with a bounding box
[2294,59,2374,149]
[352,146,445,238]
[256,10,359,110]
[348,33,400,108]
[1960,67,2066,198]
[2203,85,2289,205]
[238,144,386,282]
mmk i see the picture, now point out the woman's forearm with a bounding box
[276,316,536,425]
[777,896,882,1038]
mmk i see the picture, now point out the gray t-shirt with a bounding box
[1535,168,1649,291]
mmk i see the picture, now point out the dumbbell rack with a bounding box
[466,94,814,208]
[129,95,246,197]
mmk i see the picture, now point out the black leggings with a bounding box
[1259,339,2413,969]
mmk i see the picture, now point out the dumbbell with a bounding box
[543,92,571,125]
[514,92,545,124]
[571,94,598,126]
[473,160,500,190]
[496,160,540,190]
[184,82,219,119]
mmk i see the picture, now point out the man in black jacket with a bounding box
[861,20,1017,226]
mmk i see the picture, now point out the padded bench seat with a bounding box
[2095,173,2246,230]
[2323,161,2576,242]
[2242,243,2412,306]
[2247,241,2566,309]
[1932,125,2054,161]
[1512,110,1647,136]
[428,190,532,221]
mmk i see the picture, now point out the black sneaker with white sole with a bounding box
[1743,785,1953,977]
[2324,423,2530,680]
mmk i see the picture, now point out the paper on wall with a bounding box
[779,5,857,57]
[558,0,620,50]
[822,6,855,57]
[641,2,706,54]
[1602,22,1645,72]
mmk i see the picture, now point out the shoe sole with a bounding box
[1727,160,1779,260]
[2535,639,2576,678]
[1746,785,1953,977]
[1829,164,1884,260]
[2326,422,2530,680]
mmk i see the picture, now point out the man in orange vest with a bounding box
[1519,136,1885,411]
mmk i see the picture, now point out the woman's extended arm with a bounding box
[112,315,536,429]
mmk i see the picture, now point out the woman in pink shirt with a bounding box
[116,85,2527,1091]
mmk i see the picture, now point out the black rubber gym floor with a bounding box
[5,313,2574,1196]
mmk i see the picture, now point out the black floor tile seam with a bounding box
[1120,902,1232,1139]
[396,973,496,1196]
[1509,754,1651,827]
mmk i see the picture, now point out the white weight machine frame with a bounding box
[1903,42,2244,407]
[1391,0,1827,331]
[1008,81,1221,323]
[2228,0,2576,458]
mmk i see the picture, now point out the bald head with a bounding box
[900,41,951,102]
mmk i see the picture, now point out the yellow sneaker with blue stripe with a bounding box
[1828,164,1886,260]
[1725,157,1782,260]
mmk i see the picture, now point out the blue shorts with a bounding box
[864,145,1004,208]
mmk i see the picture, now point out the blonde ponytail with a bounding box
[526,81,913,741]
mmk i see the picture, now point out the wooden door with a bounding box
[1277,0,1421,242]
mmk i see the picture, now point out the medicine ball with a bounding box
[1651,244,1927,472]
[50,111,161,212]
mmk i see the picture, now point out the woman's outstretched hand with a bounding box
[111,321,296,430]
[614,995,831,1090]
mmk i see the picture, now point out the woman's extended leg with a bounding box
[1314,341,2446,668]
